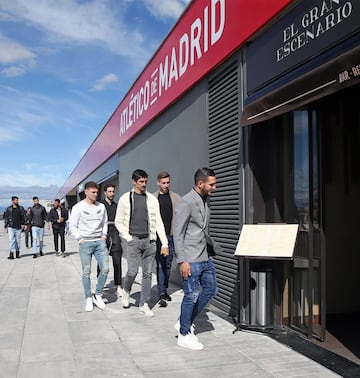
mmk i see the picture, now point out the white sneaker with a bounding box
[122,290,130,308]
[116,286,123,297]
[139,303,154,317]
[177,333,203,350]
[85,297,93,312]
[92,294,105,309]
[174,320,196,339]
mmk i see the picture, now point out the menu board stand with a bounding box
[232,224,298,334]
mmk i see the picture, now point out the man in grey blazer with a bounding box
[174,167,222,350]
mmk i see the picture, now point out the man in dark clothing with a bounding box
[153,171,181,307]
[100,185,123,297]
[4,196,26,259]
[49,199,69,257]
[30,196,48,258]
[24,207,33,248]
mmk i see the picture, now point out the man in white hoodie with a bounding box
[69,181,109,312]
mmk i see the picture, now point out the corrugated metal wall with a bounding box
[208,58,242,315]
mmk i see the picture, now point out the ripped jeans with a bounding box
[179,259,217,335]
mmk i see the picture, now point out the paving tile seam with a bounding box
[16,257,39,378]
[236,349,331,377]
[25,254,81,375]
[0,258,17,294]
[60,251,83,278]
[212,331,333,377]
[103,317,146,376]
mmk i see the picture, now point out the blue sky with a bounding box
[0,0,190,208]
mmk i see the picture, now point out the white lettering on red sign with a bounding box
[120,81,150,135]
[120,0,225,137]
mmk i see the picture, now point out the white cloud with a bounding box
[0,86,29,142]
[0,84,97,148]
[0,168,63,187]
[1,65,26,77]
[0,124,24,143]
[0,185,60,208]
[0,89,51,138]
[0,40,35,64]
[0,11,14,21]
[143,0,191,19]
[90,73,119,92]
[0,39,37,76]
[0,0,150,62]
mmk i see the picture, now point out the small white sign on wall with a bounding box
[235,224,298,259]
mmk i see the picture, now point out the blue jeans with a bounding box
[8,227,22,252]
[124,237,156,306]
[32,226,44,254]
[180,259,217,335]
[156,235,174,296]
[79,239,109,299]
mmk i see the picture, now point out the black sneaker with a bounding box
[161,293,172,302]
[16,251,20,258]
[159,299,167,307]
[7,253,14,260]
[39,251,44,256]
[33,254,37,259]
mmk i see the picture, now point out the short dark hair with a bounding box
[33,196,39,201]
[194,167,215,184]
[104,184,115,191]
[11,196,18,201]
[84,181,99,190]
[132,169,148,181]
[157,171,170,180]
[54,199,60,203]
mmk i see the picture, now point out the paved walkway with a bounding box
[0,230,341,377]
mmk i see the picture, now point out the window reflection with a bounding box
[294,111,309,231]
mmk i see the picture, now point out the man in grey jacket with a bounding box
[174,167,222,350]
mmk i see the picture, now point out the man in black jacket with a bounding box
[3,196,26,259]
[30,196,49,258]
[24,207,33,248]
[49,199,69,257]
[99,185,123,297]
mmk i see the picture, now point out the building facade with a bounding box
[58,0,360,343]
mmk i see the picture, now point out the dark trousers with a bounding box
[25,227,33,247]
[156,236,174,296]
[53,226,66,252]
[111,251,123,286]
[97,230,122,286]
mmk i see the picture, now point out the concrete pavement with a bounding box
[0,230,342,377]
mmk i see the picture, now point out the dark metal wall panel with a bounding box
[117,82,209,197]
[208,59,242,315]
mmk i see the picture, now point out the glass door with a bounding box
[287,109,325,341]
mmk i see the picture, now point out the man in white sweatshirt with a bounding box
[69,181,109,312]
